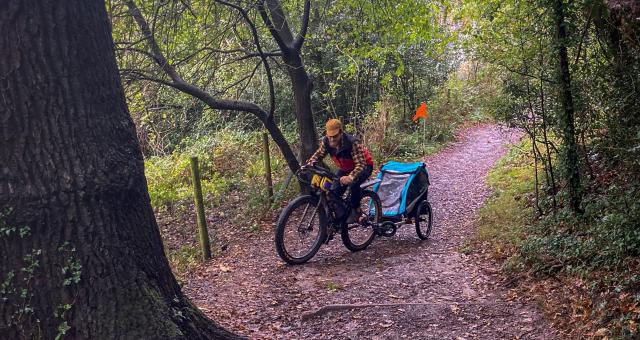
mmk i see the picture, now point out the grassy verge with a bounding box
[466,142,534,262]
[471,140,640,338]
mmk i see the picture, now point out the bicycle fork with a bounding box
[317,195,343,244]
[295,195,335,244]
[296,199,319,234]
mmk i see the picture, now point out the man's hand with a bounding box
[340,175,354,185]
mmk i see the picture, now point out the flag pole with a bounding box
[413,102,427,155]
[422,114,426,154]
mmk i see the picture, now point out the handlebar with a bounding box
[296,164,339,185]
[298,164,337,178]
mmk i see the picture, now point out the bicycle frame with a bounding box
[275,165,384,264]
[298,166,357,230]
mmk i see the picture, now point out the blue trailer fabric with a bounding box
[372,161,429,217]
[379,161,425,174]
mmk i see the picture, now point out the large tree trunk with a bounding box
[283,51,319,161]
[0,1,238,339]
[552,0,582,213]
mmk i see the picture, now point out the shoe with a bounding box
[346,208,361,224]
[357,215,368,225]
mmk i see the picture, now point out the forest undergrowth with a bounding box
[471,140,640,338]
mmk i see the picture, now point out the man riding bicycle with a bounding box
[303,119,374,223]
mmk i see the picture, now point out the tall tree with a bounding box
[552,0,582,213]
[0,1,237,338]
[258,0,318,161]
[116,0,318,169]
[119,0,302,172]
[592,0,640,159]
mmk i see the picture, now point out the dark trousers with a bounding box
[332,165,373,208]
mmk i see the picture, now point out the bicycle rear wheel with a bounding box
[341,190,381,252]
[275,195,327,264]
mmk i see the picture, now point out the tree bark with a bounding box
[523,78,543,216]
[593,1,640,153]
[552,0,582,213]
[283,51,319,161]
[0,1,238,339]
[538,45,558,209]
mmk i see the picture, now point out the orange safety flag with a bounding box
[412,102,428,122]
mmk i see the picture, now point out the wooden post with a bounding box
[190,157,211,260]
[263,132,274,204]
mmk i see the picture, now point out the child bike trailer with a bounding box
[371,161,433,239]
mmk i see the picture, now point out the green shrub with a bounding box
[144,127,297,220]
[521,182,640,272]
[361,96,455,165]
[166,244,200,278]
[472,140,535,264]
[475,139,640,337]
[144,152,229,208]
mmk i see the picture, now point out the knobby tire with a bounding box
[275,195,327,265]
[341,190,381,252]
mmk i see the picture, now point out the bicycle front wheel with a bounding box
[275,195,327,264]
[341,190,381,252]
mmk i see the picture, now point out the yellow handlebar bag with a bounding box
[311,174,333,191]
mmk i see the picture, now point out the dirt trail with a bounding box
[184,124,559,339]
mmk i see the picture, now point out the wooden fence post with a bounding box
[263,132,274,204]
[190,156,211,260]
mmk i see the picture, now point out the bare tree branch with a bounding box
[178,0,196,17]
[123,0,300,172]
[293,0,311,51]
[215,0,277,118]
[217,60,262,98]
[499,61,556,83]
[257,0,290,51]
[116,47,158,61]
[126,0,184,83]
[114,37,147,47]
[573,7,593,67]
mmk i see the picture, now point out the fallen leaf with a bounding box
[594,328,608,337]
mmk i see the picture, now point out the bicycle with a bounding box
[274,164,382,265]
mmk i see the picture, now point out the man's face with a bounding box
[327,130,342,148]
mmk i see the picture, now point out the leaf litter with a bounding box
[165,124,564,339]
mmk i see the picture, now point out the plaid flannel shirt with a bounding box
[306,140,367,180]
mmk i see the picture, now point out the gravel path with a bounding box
[184,124,560,339]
